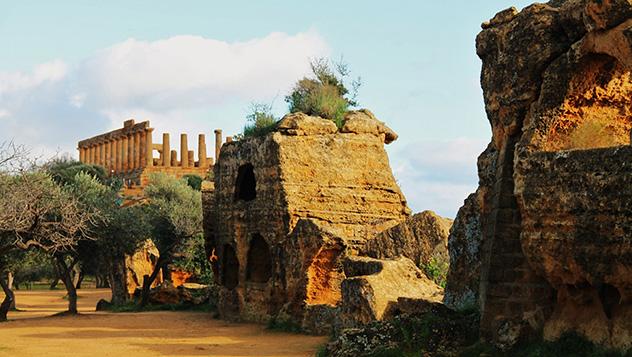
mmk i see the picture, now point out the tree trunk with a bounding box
[108,256,129,305]
[49,278,59,290]
[50,262,61,290]
[6,272,15,310]
[0,276,14,322]
[96,274,109,289]
[56,256,78,314]
[75,272,84,290]
[139,257,164,308]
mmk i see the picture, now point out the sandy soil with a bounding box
[0,289,326,356]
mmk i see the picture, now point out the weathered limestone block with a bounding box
[125,239,163,295]
[449,0,632,350]
[277,112,338,136]
[360,210,452,268]
[338,256,443,328]
[444,193,483,311]
[341,109,398,144]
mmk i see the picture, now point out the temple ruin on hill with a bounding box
[78,119,229,194]
[203,110,450,333]
[445,0,632,351]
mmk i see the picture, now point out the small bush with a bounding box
[285,57,361,128]
[241,103,278,138]
[266,316,302,333]
[421,256,449,288]
[182,174,202,191]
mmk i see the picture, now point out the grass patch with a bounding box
[315,344,329,357]
[459,333,632,357]
[266,316,302,333]
[420,256,449,288]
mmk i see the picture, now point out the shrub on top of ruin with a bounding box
[285,57,361,128]
[241,103,279,139]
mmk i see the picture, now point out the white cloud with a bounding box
[0,109,9,119]
[0,60,67,95]
[389,138,488,218]
[0,31,329,155]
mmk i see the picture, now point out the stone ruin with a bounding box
[203,110,450,333]
[445,0,632,350]
[77,119,230,195]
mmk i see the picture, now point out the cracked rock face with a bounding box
[205,111,450,333]
[447,0,632,350]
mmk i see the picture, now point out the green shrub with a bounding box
[266,316,302,333]
[285,57,361,128]
[421,257,449,288]
[241,103,278,138]
[182,174,202,191]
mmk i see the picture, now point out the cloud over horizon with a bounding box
[0,31,329,155]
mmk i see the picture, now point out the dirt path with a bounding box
[0,289,326,356]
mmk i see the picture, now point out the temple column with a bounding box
[145,129,154,167]
[188,150,194,167]
[134,132,142,169]
[115,140,120,172]
[180,134,189,167]
[198,134,207,168]
[162,133,171,167]
[104,141,110,172]
[89,146,95,164]
[79,147,85,163]
[170,150,178,166]
[128,133,135,170]
[122,136,129,172]
[109,141,116,172]
[99,143,105,166]
[214,129,222,162]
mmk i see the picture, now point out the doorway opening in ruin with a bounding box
[542,54,632,151]
[306,246,344,306]
[599,283,621,319]
[234,163,256,201]
[246,234,272,283]
[221,244,239,289]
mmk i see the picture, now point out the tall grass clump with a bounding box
[285,57,361,128]
[241,103,279,139]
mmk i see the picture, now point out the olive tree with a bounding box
[0,171,99,319]
[139,173,203,307]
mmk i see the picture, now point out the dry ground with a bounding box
[0,288,326,356]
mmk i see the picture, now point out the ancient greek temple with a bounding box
[77,119,228,194]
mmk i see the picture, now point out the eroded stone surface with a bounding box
[125,239,163,295]
[448,0,632,350]
[206,112,443,333]
[360,210,452,268]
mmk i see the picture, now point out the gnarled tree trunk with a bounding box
[139,256,164,308]
[55,255,78,314]
[108,256,129,305]
[0,275,14,321]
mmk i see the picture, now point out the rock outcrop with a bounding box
[125,239,163,295]
[205,110,445,333]
[444,193,483,310]
[338,256,443,328]
[447,0,632,350]
[360,210,452,268]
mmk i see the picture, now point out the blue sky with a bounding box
[0,0,534,217]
